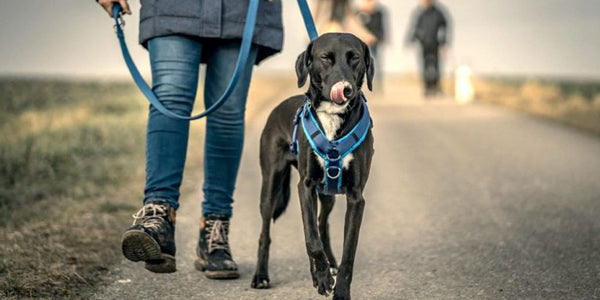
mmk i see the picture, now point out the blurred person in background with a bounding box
[313,0,377,46]
[406,0,451,97]
[356,0,388,91]
[96,0,282,279]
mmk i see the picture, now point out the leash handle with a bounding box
[111,3,122,21]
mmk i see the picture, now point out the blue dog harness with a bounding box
[290,93,372,195]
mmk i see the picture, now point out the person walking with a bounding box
[96,0,283,279]
[407,0,451,97]
[313,0,376,46]
[356,0,387,90]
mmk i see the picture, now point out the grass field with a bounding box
[473,77,600,135]
[0,79,147,297]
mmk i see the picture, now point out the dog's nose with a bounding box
[330,81,352,104]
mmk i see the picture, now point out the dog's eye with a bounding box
[320,54,332,63]
[347,53,360,65]
[349,56,360,68]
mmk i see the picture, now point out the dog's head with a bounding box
[296,33,374,110]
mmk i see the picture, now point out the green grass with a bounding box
[0,79,146,298]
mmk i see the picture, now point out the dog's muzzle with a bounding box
[330,81,352,104]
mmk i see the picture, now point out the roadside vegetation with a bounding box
[0,79,146,298]
[474,77,600,135]
[0,75,293,298]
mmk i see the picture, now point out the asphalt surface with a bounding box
[94,85,600,299]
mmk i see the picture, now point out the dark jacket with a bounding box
[139,0,283,64]
[409,4,449,50]
[357,7,386,47]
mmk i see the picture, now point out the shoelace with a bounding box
[206,219,230,253]
[131,203,167,231]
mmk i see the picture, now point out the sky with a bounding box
[0,0,599,79]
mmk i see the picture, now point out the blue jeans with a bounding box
[143,35,258,218]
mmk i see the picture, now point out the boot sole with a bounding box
[144,255,176,273]
[122,230,176,273]
[195,257,240,279]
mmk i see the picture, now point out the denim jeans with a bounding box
[143,35,258,218]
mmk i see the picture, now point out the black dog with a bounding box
[251,33,374,299]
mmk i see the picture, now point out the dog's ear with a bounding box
[363,43,375,91]
[295,41,314,88]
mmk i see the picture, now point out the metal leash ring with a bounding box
[326,166,341,180]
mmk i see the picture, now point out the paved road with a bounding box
[95,85,600,299]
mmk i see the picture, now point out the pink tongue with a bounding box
[330,81,348,104]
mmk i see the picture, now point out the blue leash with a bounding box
[297,0,319,41]
[112,0,318,120]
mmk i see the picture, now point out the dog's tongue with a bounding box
[330,81,348,104]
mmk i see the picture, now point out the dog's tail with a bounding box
[272,164,292,221]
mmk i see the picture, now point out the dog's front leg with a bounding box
[298,179,335,296]
[333,189,366,300]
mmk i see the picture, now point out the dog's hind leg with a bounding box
[333,190,366,300]
[318,193,338,275]
[251,159,292,289]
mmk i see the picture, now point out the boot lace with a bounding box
[205,219,230,253]
[132,203,168,231]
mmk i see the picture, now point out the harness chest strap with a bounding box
[291,94,372,195]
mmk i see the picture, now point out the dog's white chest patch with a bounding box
[314,102,354,170]
[316,111,342,141]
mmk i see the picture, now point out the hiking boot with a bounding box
[195,215,239,279]
[121,200,176,273]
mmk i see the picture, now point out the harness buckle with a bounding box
[326,166,341,180]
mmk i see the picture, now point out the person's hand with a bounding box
[97,0,131,18]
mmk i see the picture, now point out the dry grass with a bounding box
[474,77,600,135]
[0,79,146,298]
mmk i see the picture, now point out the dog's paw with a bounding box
[312,269,335,296]
[251,274,270,289]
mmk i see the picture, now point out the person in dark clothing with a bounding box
[407,0,451,97]
[356,0,387,89]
